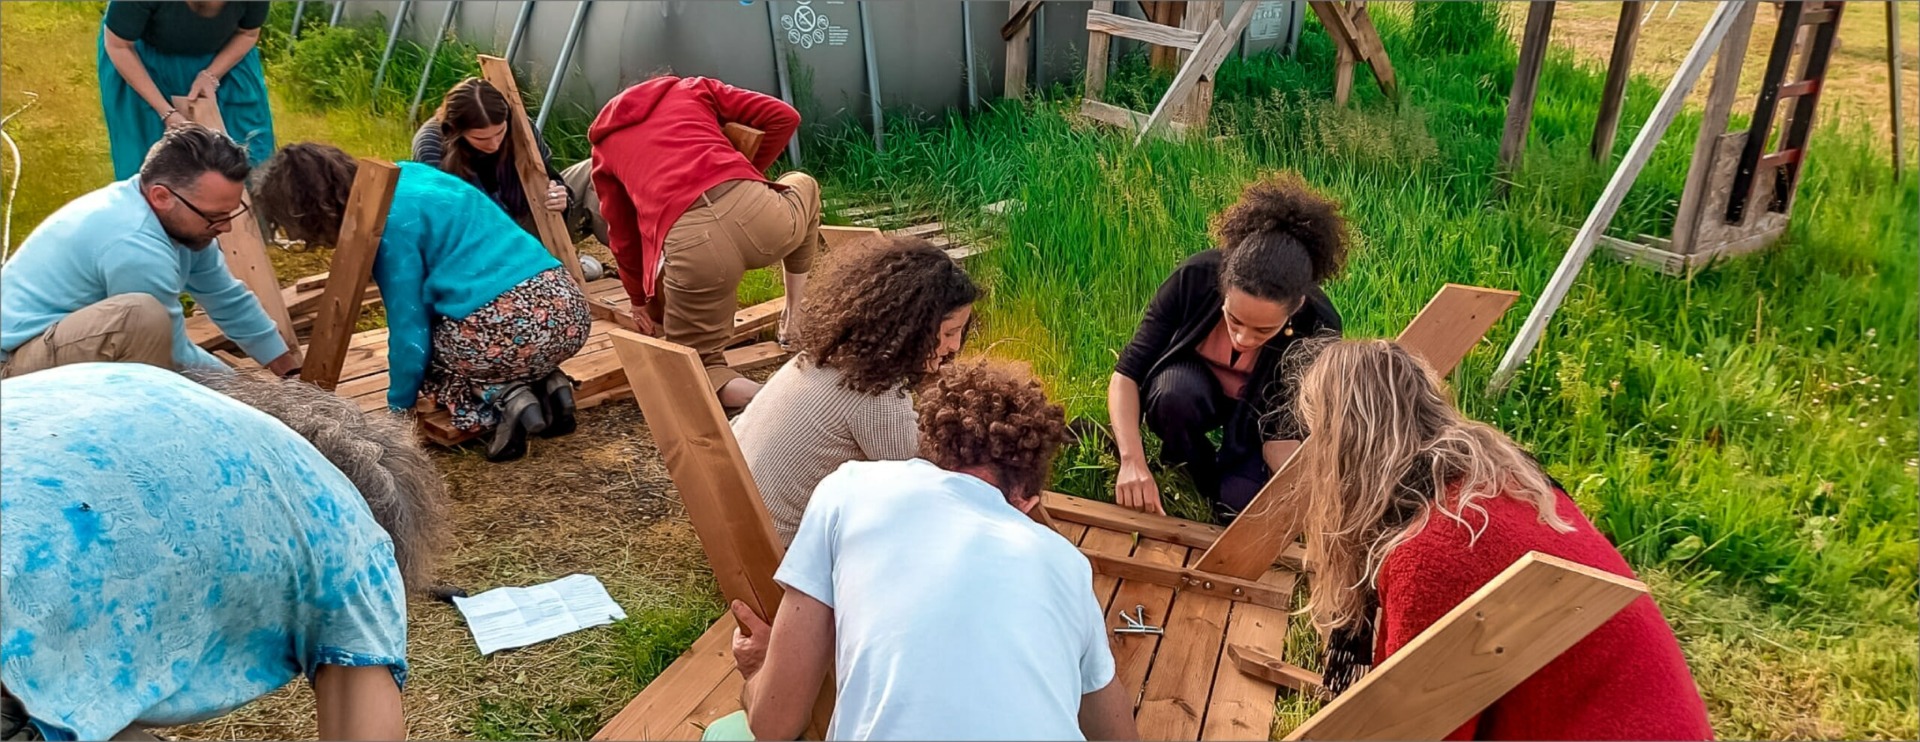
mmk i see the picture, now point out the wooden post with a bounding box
[1282,553,1647,740]
[1084,0,1116,102]
[1004,1,1036,99]
[1333,44,1355,107]
[1491,1,1743,393]
[1307,1,1397,101]
[1890,1,1906,181]
[1666,0,1756,256]
[1590,1,1644,161]
[1149,2,1188,71]
[1173,0,1223,128]
[476,54,585,286]
[1195,284,1520,579]
[301,159,400,390]
[722,122,765,161]
[172,96,298,353]
[1498,2,1556,176]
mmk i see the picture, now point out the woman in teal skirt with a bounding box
[98,1,275,179]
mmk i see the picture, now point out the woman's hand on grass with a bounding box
[1116,457,1164,515]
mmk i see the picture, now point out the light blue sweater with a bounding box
[377,162,561,410]
[0,177,288,369]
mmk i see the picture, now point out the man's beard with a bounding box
[165,226,218,250]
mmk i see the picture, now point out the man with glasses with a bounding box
[1,124,299,378]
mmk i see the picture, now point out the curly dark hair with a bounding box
[1213,173,1352,302]
[915,359,1069,500]
[250,141,360,248]
[797,235,980,396]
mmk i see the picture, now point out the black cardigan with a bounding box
[1115,250,1342,464]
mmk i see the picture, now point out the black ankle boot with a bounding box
[537,370,577,438]
[485,384,549,462]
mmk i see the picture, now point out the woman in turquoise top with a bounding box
[99,1,275,179]
[253,142,592,462]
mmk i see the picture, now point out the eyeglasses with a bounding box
[160,184,250,228]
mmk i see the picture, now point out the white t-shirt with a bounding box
[775,459,1117,741]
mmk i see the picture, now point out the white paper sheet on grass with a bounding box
[452,574,628,655]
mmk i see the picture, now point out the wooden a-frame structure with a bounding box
[589,281,1647,740]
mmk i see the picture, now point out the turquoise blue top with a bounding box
[0,363,409,740]
[0,177,289,368]
[377,162,560,410]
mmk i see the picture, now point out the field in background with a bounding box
[2,2,1915,738]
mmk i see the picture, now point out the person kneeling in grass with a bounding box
[0,363,449,741]
[731,235,979,546]
[1289,339,1712,739]
[712,360,1136,741]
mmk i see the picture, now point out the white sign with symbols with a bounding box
[1248,0,1287,41]
[782,0,852,49]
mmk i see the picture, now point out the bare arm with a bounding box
[102,30,179,123]
[1107,372,1163,514]
[779,270,807,348]
[732,595,834,741]
[203,27,259,80]
[1078,679,1138,740]
[1261,439,1300,474]
[313,664,406,740]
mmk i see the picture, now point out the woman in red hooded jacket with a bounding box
[588,76,817,408]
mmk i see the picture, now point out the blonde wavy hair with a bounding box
[1291,339,1571,635]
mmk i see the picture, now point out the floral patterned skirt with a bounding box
[422,268,592,432]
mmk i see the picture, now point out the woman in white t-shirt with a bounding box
[714,360,1136,741]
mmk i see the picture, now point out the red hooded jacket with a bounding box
[1377,488,1714,740]
[587,76,799,307]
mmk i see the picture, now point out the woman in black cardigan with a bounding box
[1107,175,1351,523]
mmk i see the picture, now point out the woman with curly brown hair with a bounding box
[251,142,591,463]
[714,359,1136,741]
[1109,173,1350,523]
[1289,340,1710,739]
[731,235,978,545]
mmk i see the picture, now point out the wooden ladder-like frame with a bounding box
[1079,0,1259,143]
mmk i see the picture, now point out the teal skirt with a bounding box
[96,29,276,179]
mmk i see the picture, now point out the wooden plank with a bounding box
[1005,1,1033,98]
[592,614,738,740]
[1197,282,1521,580]
[1086,9,1202,49]
[1171,0,1253,130]
[1105,540,1186,709]
[1776,79,1821,98]
[294,272,330,291]
[667,671,748,741]
[1225,643,1323,696]
[1202,569,1302,739]
[1082,550,1291,609]
[609,330,787,620]
[721,122,764,160]
[1308,1,1397,101]
[723,341,789,373]
[1080,527,1133,615]
[1497,2,1556,174]
[1283,553,1648,740]
[301,159,399,390]
[1889,1,1906,182]
[1391,284,1521,378]
[1491,1,1744,391]
[1083,1,1116,102]
[477,54,584,285]
[1144,2,1187,71]
[1135,20,1236,145]
[1669,0,1758,256]
[1333,44,1355,107]
[821,225,883,251]
[1755,149,1803,170]
[1134,551,1233,740]
[1056,521,1091,543]
[1080,99,1189,137]
[172,95,298,353]
[1045,492,1224,551]
[1591,2,1644,161]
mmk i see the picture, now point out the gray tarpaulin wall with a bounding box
[341,1,1303,127]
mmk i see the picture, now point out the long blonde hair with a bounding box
[1291,339,1571,635]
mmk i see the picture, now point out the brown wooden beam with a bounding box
[1591,1,1643,161]
[301,159,399,390]
[1498,2,1556,175]
[1080,549,1292,610]
[477,55,585,285]
[1226,643,1325,696]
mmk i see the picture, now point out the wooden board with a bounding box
[1590,1,1645,161]
[477,55,585,285]
[591,613,739,741]
[1135,550,1234,740]
[722,122,764,160]
[172,95,297,353]
[1496,2,1556,173]
[1005,1,1035,99]
[302,159,399,389]
[1197,283,1520,580]
[1283,552,1647,740]
[1083,1,1116,101]
[1087,8,1202,49]
[610,330,787,621]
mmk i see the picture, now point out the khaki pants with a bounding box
[0,294,174,379]
[662,173,821,392]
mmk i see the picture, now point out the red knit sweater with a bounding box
[1376,489,1714,741]
[587,76,799,306]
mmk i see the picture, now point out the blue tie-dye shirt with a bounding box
[0,364,409,740]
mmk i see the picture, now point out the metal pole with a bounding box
[408,0,461,123]
[504,0,535,65]
[858,1,883,152]
[291,1,308,40]
[370,0,413,110]
[767,0,803,166]
[329,0,345,27]
[1888,1,1905,182]
[534,0,592,134]
[962,2,979,110]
